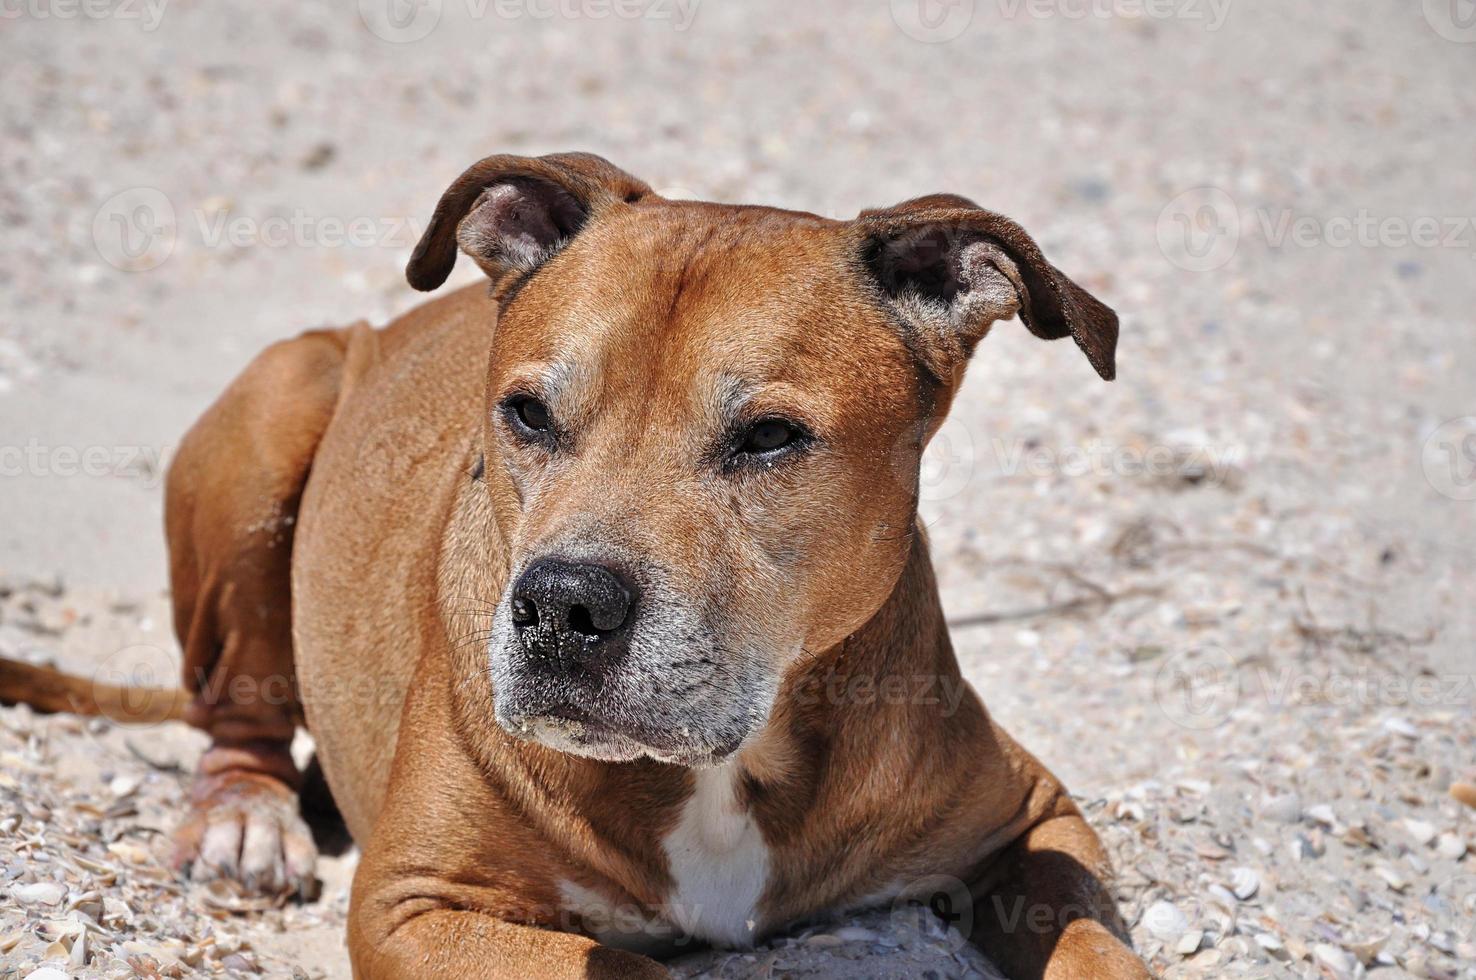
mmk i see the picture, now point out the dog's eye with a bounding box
[503,396,553,438]
[729,418,813,471]
[742,420,798,453]
[516,398,550,431]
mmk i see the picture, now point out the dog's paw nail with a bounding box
[171,777,320,898]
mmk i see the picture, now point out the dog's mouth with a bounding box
[490,653,770,768]
[497,705,749,768]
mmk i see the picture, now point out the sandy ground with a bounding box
[3,0,1475,977]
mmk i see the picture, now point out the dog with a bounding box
[1,152,1150,979]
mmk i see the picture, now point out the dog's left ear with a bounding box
[406,151,652,291]
[857,195,1118,381]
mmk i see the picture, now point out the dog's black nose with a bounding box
[510,558,635,664]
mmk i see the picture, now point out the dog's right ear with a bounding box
[406,152,652,291]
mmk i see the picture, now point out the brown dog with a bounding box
[2,152,1149,979]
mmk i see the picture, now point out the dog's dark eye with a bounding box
[503,396,553,441]
[513,397,550,431]
[742,420,798,453]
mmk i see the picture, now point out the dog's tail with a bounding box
[0,656,188,725]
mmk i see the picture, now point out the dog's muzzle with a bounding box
[488,554,774,767]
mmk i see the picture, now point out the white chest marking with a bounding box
[558,765,771,953]
[662,763,770,948]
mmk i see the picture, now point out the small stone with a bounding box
[23,969,73,980]
[1345,935,1387,965]
[221,953,260,974]
[105,841,150,865]
[1229,867,1260,901]
[1289,832,1325,861]
[1306,804,1338,828]
[1189,948,1222,967]
[1175,930,1203,955]
[1205,883,1238,911]
[1434,833,1466,860]
[1403,818,1437,847]
[1254,932,1289,960]
[101,898,133,924]
[1374,865,1407,892]
[831,926,879,943]
[1381,716,1419,739]
[12,881,66,906]
[1143,900,1188,941]
[1313,943,1358,980]
[69,929,88,970]
[1451,782,1476,811]
[107,774,142,798]
[1259,793,1300,823]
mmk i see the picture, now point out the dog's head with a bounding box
[410,152,1117,767]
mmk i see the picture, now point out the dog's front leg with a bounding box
[971,807,1151,980]
[345,653,670,980]
[348,881,668,980]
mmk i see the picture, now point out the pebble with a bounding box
[1259,793,1301,823]
[12,881,66,906]
[69,929,88,970]
[1450,782,1476,811]
[1402,818,1437,847]
[1229,867,1260,901]
[1205,884,1238,911]
[1254,932,1289,960]
[107,774,142,798]
[1374,865,1408,892]
[1381,717,1419,739]
[1305,804,1338,828]
[22,970,73,980]
[1346,935,1387,965]
[1313,944,1359,980]
[1433,833,1466,860]
[1174,930,1203,956]
[1143,900,1189,942]
[105,841,150,865]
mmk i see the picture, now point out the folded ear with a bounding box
[406,152,652,292]
[857,196,1118,381]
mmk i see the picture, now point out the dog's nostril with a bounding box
[567,604,601,637]
[511,597,538,628]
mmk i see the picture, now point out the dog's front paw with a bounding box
[171,767,319,899]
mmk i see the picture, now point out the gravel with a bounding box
[2,1,1474,977]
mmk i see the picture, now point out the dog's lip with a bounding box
[498,705,742,767]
